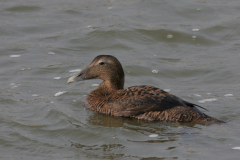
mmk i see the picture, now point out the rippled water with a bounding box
[1,0,240,159]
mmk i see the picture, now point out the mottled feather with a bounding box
[68,55,224,124]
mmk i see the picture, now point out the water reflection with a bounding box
[69,112,201,159]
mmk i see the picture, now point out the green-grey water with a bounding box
[0,0,240,159]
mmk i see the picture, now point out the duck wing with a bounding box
[107,85,204,117]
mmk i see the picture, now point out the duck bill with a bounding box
[67,75,77,83]
[67,69,85,83]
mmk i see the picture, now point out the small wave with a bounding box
[69,69,81,72]
[149,134,158,138]
[54,91,67,97]
[192,29,199,32]
[224,94,233,97]
[10,55,21,57]
[194,94,201,97]
[198,98,218,103]
[232,147,240,150]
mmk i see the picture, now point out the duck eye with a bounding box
[99,62,105,65]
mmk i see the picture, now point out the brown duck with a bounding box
[67,55,224,124]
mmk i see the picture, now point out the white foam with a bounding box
[10,55,21,58]
[69,69,81,72]
[54,77,61,80]
[194,94,201,97]
[198,98,217,103]
[198,100,206,103]
[54,91,67,97]
[192,29,199,32]
[91,84,99,87]
[206,93,211,95]
[149,134,158,138]
[152,70,158,73]
[11,83,18,88]
[48,52,55,55]
[87,25,91,28]
[167,34,173,38]
[232,147,240,150]
[224,94,233,97]
[164,89,170,92]
[108,7,113,9]
[32,94,38,97]
[192,36,196,39]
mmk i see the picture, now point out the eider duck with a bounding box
[68,55,224,124]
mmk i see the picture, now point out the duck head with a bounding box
[67,55,125,90]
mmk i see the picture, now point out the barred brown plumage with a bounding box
[68,55,224,124]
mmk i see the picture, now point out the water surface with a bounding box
[0,0,240,159]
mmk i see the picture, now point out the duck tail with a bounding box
[183,100,209,112]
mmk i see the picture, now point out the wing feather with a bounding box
[106,85,205,117]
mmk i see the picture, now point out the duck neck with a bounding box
[95,78,124,96]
